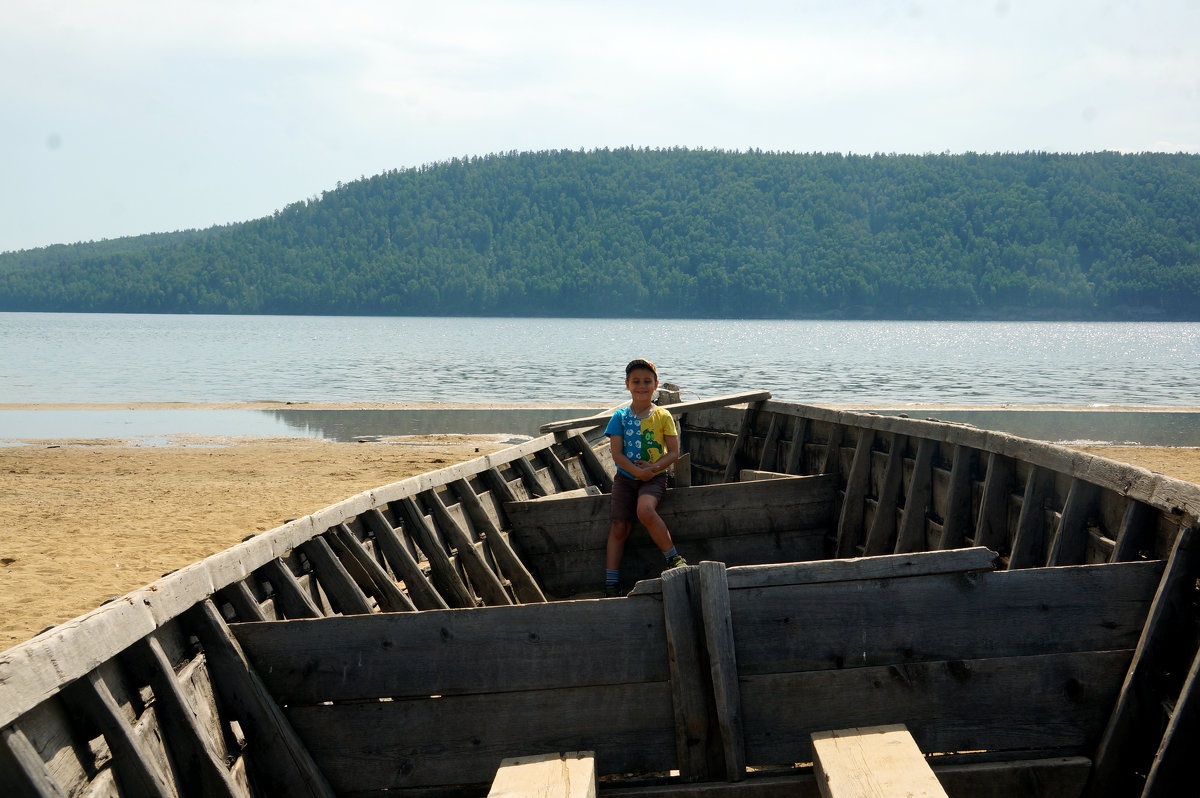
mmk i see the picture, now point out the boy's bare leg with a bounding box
[606,521,632,571]
[637,495,676,553]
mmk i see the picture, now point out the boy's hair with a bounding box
[625,358,657,378]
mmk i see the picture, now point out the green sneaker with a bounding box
[604,584,622,598]
[666,554,688,570]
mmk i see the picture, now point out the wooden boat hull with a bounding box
[2,391,1198,798]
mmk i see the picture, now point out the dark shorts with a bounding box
[610,472,668,524]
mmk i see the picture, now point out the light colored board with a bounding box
[539,392,772,434]
[740,650,1133,766]
[811,724,948,798]
[285,681,676,792]
[700,562,745,781]
[232,597,667,704]
[489,751,596,798]
[728,561,1160,677]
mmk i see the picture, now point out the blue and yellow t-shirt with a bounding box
[605,405,678,479]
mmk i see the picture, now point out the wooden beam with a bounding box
[936,445,976,550]
[863,433,905,556]
[1008,466,1054,570]
[190,599,336,798]
[973,452,1013,554]
[398,497,478,608]
[1141,633,1200,796]
[722,401,764,484]
[661,566,715,782]
[1109,499,1154,563]
[512,455,552,498]
[757,413,784,472]
[563,432,614,493]
[423,489,513,606]
[784,417,809,475]
[451,478,547,604]
[540,447,583,492]
[539,392,772,434]
[895,439,935,554]
[364,507,449,610]
[259,558,323,619]
[330,524,416,612]
[835,431,875,558]
[811,724,948,798]
[299,536,375,615]
[0,727,69,798]
[700,561,745,781]
[819,424,845,479]
[1046,478,1101,567]
[489,751,596,798]
[218,579,268,622]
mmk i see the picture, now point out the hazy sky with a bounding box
[3,0,1197,253]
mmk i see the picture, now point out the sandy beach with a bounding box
[2,408,1199,650]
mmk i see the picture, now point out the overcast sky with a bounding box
[3,0,1197,253]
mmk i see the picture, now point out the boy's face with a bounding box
[625,368,658,404]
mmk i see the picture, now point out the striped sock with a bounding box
[605,569,619,586]
[663,547,678,561]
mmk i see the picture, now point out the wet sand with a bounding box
[1,409,1198,651]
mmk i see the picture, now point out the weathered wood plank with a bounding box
[835,431,875,558]
[1008,466,1055,570]
[1141,634,1200,797]
[259,558,323,619]
[489,751,596,798]
[423,489,513,606]
[729,560,1160,676]
[758,413,783,472]
[540,447,583,492]
[1109,499,1154,563]
[819,424,845,479]
[364,508,449,610]
[700,561,745,781]
[1046,478,1101,567]
[217,579,268,622]
[299,536,375,615]
[895,439,935,554]
[232,598,667,704]
[973,452,1013,554]
[563,432,614,493]
[661,566,714,782]
[0,727,70,798]
[715,547,998,592]
[286,681,676,791]
[1086,525,1200,798]
[399,496,478,608]
[741,650,1132,766]
[331,524,416,612]
[451,478,548,604]
[723,401,764,484]
[811,724,948,798]
[512,455,552,498]
[784,417,809,476]
[189,600,336,798]
[539,392,771,434]
[936,445,976,551]
[863,434,906,556]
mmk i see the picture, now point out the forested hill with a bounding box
[2,149,1199,319]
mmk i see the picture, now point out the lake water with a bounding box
[2,313,1199,443]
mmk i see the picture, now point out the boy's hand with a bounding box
[633,460,657,481]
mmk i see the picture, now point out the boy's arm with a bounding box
[638,434,680,477]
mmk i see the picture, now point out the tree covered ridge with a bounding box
[2,148,1198,319]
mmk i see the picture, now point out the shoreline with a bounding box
[3,401,1200,412]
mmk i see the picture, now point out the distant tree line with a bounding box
[2,148,1198,319]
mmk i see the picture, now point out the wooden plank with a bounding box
[720,547,998,591]
[811,724,948,798]
[1109,499,1154,563]
[424,489,513,606]
[68,668,175,798]
[513,455,552,498]
[784,417,809,475]
[723,401,764,484]
[259,558,323,619]
[1008,466,1054,570]
[661,566,715,782]
[819,424,844,478]
[331,524,416,612]
[189,600,336,798]
[364,508,449,610]
[863,434,906,556]
[451,478,548,604]
[936,445,975,550]
[740,650,1133,766]
[137,636,243,798]
[399,496,478,608]
[729,560,1160,677]
[1046,478,1101,567]
[758,413,783,472]
[895,439,935,554]
[1141,635,1200,797]
[700,561,745,781]
[489,751,596,798]
[232,598,668,704]
[673,452,692,488]
[835,431,875,558]
[1086,525,1200,798]
[973,452,1013,554]
[218,579,268,622]
[299,536,375,615]
[286,681,676,791]
[541,447,583,492]
[0,727,70,798]
[564,432,614,493]
[539,391,772,434]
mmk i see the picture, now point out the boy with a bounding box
[603,358,687,597]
